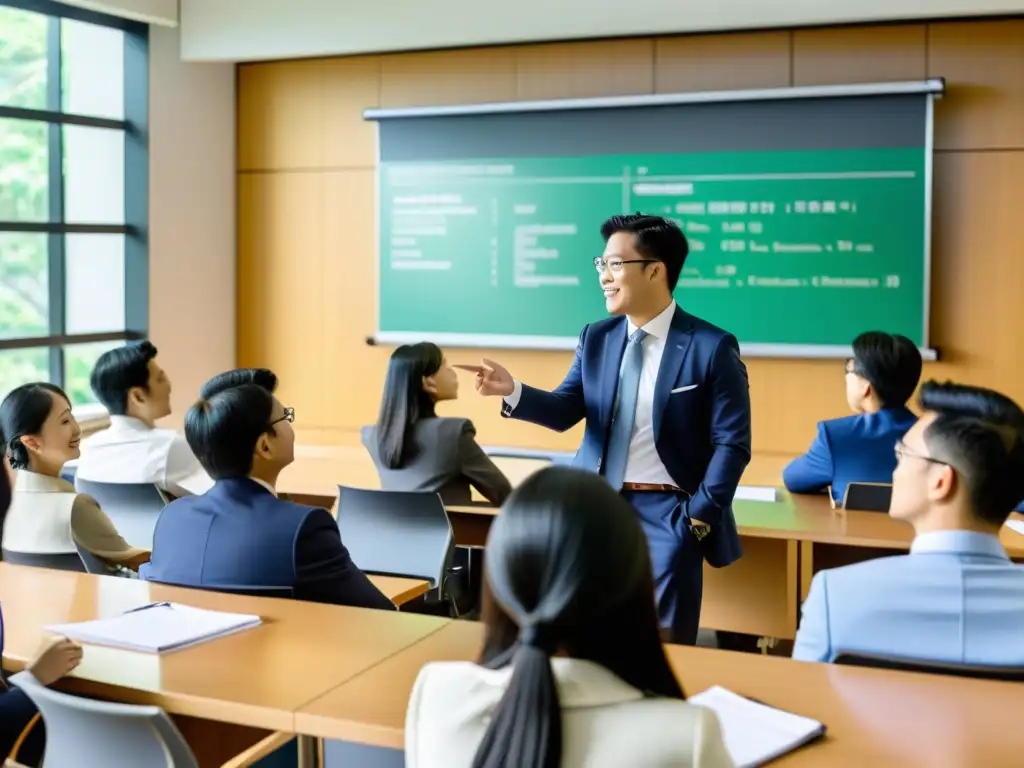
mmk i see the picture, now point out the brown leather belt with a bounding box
[620,482,684,493]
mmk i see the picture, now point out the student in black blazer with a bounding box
[0,433,83,766]
[363,342,512,506]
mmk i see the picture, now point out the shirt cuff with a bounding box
[503,379,523,411]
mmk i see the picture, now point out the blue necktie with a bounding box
[604,329,647,490]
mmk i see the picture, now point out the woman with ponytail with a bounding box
[405,466,732,767]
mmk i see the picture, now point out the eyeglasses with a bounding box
[594,257,657,273]
[894,439,948,468]
[269,406,294,428]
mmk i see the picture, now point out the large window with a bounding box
[0,0,147,408]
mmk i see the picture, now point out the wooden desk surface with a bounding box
[373,575,431,606]
[451,494,1024,557]
[0,565,448,731]
[296,620,1024,765]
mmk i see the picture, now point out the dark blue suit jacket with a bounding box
[140,478,394,611]
[782,407,917,503]
[505,306,751,567]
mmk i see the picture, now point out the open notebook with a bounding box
[688,686,826,767]
[45,602,262,654]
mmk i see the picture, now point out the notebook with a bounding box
[688,686,826,767]
[1005,519,1024,537]
[45,602,262,654]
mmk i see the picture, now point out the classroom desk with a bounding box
[372,575,432,607]
[295,619,1024,766]
[0,565,447,742]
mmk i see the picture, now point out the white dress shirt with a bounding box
[406,657,732,768]
[505,301,678,485]
[75,416,213,498]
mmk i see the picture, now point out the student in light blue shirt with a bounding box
[783,331,921,503]
[793,380,1024,666]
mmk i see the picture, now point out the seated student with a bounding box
[783,331,922,503]
[76,341,211,497]
[363,342,512,505]
[793,380,1024,666]
[0,383,149,571]
[406,466,731,768]
[0,437,84,766]
[141,381,394,611]
[199,367,276,399]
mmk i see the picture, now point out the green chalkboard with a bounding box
[376,147,928,353]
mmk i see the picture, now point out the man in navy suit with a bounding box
[467,214,751,644]
[141,374,394,611]
[783,331,922,504]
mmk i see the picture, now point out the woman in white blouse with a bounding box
[0,382,148,570]
[405,466,733,768]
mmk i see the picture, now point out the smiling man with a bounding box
[466,214,752,645]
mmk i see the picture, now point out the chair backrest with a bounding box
[75,542,117,576]
[146,579,293,599]
[842,482,892,512]
[336,486,453,588]
[9,670,200,767]
[834,651,1024,681]
[1,550,85,572]
[72,479,167,549]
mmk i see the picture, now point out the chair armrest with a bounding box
[219,732,294,768]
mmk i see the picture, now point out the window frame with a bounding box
[0,0,148,394]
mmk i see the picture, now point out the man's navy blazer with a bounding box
[141,477,394,610]
[505,306,752,567]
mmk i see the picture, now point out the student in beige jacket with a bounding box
[405,467,732,768]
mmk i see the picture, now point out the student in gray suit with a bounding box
[793,380,1024,666]
[363,342,512,505]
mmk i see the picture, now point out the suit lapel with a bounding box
[598,319,628,432]
[653,307,695,439]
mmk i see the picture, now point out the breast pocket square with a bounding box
[671,384,698,394]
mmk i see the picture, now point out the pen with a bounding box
[124,601,172,614]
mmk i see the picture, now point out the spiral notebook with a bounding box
[45,602,262,654]
[688,686,826,767]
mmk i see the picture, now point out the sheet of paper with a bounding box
[1005,519,1024,537]
[688,686,825,768]
[45,603,261,654]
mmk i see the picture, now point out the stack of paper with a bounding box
[45,602,262,654]
[688,686,826,767]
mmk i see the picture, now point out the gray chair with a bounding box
[841,482,892,512]
[72,479,168,550]
[834,651,1024,681]
[8,670,292,767]
[74,542,129,577]
[336,485,459,613]
[1,551,84,572]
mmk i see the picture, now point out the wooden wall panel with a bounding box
[929,151,1024,396]
[654,32,791,93]
[379,48,518,108]
[237,18,1024,467]
[321,58,381,169]
[929,20,1024,151]
[237,61,324,170]
[237,173,325,419]
[516,39,654,100]
[792,25,926,86]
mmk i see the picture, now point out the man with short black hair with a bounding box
[793,380,1024,665]
[465,214,752,645]
[141,381,394,611]
[783,331,922,503]
[76,341,211,497]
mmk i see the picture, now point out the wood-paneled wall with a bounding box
[237,20,1024,461]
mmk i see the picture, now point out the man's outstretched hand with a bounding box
[454,359,514,397]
